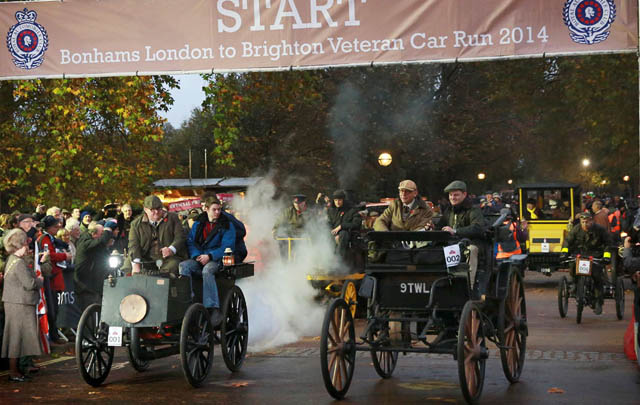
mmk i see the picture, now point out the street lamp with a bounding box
[378,152,392,167]
[582,158,590,167]
[477,173,486,180]
[507,179,513,185]
[623,175,630,182]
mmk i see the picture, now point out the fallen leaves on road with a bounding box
[88,391,98,395]
[548,387,565,394]
[212,380,253,388]
[312,336,321,341]
[32,396,43,400]
[13,390,19,393]
[60,385,69,388]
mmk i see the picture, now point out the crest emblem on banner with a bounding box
[563,0,616,45]
[6,8,49,70]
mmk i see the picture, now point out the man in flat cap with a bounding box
[561,211,611,314]
[327,189,362,257]
[273,194,309,238]
[124,195,186,276]
[272,194,310,259]
[375,180,433,232]
[437,180,485,291]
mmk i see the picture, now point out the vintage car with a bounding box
[516,182,580,274]
[319,211,528,404]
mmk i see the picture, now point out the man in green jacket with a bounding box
[328,189,362,257]
[74,221,115,311]
[273,194,309,238]
[125,195,186,276]
[437,180,485,290]
[272,194,309,260]
[561,211,611,314]
[374,180,433,232]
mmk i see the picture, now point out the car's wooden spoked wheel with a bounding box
[180,304,214,387]
[75,304,114,387]
[320,298,356,399]
[220,285,249,372]
[340,281,358,319]
[369,319,398,379]
[457,301,487,404]
[499,270,527,383]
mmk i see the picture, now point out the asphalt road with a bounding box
[1,271,639,404]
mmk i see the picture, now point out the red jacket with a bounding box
[38,233,66,291]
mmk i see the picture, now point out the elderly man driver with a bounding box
[437,180,485,294]
[126,195,186,276]
[374,180,433,231]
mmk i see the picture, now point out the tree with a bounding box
[0,75,178,210]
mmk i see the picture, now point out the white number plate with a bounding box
[577,260,591,275]
[541,243,550,253]
[108,326,123,347]
[443,244,461,268]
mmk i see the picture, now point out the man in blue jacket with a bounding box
[179,195,235,326]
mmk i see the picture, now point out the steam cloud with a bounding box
[233,174,342,352]
[328,82,367,191]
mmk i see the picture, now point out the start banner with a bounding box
[0,0,637,80]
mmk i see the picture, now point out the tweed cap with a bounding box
[444,180,467,193]
[143,195,163,209]
[398,180,417,191]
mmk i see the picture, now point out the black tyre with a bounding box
[498,269,527,383]
[127,327,150,372]
[320,298,356,399]
[557,276,569,318]
[180,303,214,387]
[220,286,249,372]
[457,301,487,404]
[576,277,585,324]
[75,304,114,387]
[615,278,625,320]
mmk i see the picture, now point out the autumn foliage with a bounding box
[0,76,178,210]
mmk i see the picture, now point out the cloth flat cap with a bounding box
[398,180,417,191]
[578,211,593,219]
[41,215,59,229]
[292,194,307,203]
[332,189,346,199]
[143,195,163,209]
[444,180,467,193]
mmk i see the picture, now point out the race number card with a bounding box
[541,243,550,253]
[443,244,461,268]
[577,259,591,275]
[108,326,123,346]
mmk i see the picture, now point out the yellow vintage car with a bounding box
[516,182,581,275]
